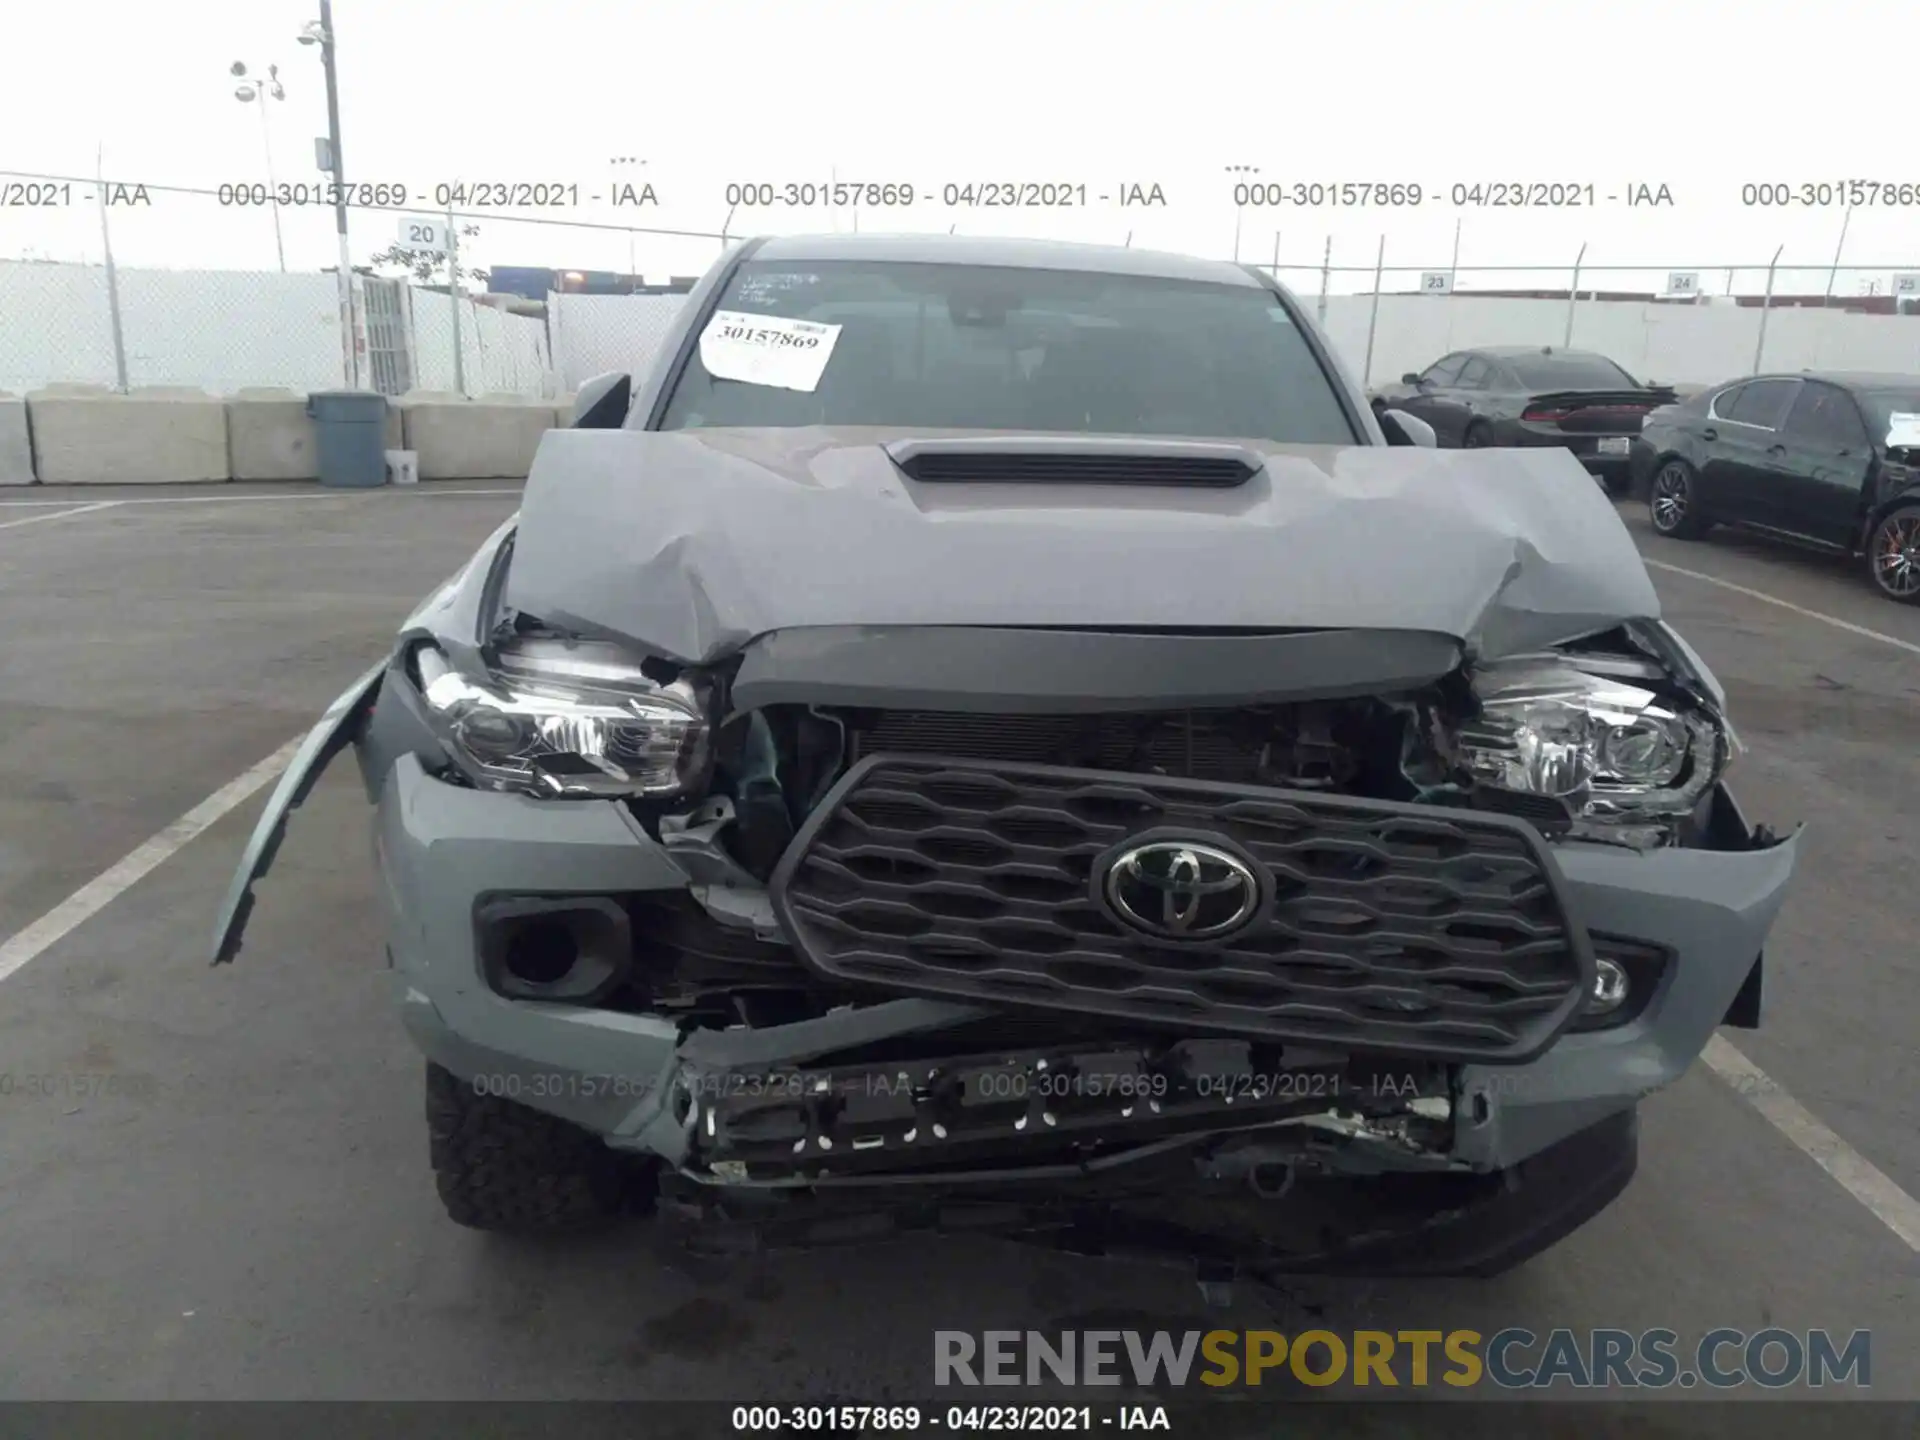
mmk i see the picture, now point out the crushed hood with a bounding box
[503,427,1662,664]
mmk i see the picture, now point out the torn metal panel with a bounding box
[503,427,1662,665]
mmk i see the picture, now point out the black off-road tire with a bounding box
[425,1062,649,1234]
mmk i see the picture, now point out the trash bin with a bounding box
[307,390,391,488]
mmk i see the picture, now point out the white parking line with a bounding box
[1704,1036,1920,1252]
[0,500,122,530]
[0,487,521,510]
[1643,557,1920,660]
[0,740,298,987]
[1641,556,1920,1249]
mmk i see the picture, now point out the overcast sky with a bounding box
[2,0,1914,296]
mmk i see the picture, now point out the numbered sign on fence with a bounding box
[1665,271,1701,297]
[1893,273,1920,297]
[1419,271,1454,295]
[398,216,450,251]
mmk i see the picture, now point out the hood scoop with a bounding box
[884,435,1262,488]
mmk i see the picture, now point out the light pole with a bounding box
[230,61,286,273]
[300,4,359,386]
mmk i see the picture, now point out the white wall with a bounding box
[1321,293,1920,389]
[0,262,348,393]
[547,292,688,390]
[0,262,121,392]
[409,290,557,396]
[0,260,553,397]
[543,289,1920,394]
[8,258,1920,401]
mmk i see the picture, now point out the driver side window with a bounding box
[1782,382,1868,447]
[1422,354,1467,386]
[1456,357,1492,389]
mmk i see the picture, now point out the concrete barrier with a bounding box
[398,391,560,479]
[224,388,405,481]
[27,386,231,484]
[1,393,34,484]
[226,388,317,481]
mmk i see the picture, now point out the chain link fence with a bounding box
[5,170,1920,396]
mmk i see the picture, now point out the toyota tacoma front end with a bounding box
[212,234,1797,1285]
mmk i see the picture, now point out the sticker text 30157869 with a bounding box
[697,310,843,393]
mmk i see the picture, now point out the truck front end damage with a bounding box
[214,435,1799,1280]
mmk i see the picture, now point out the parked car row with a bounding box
[1371,347,1677,497]
[1629,372,1920,604]
[1376,348,1920,606]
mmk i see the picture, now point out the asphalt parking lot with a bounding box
[1,480,1917,1411]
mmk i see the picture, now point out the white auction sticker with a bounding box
[1887,412,1920,449]
[698,310,842,392]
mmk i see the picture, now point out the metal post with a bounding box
[1360,235,1386,388]
[253,90,286,272]
[1754,244,1783,372]
[318,0,359,386]
[1823,205,1853,308]
[1232,203,1243,263]
[1448,216,1461,280]
[1316,235,1332,324]
[1271,231,1280,278]
[95,146,129,392]
[446,204,466,397]
[1564,241,1587,347]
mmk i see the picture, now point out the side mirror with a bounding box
[1379,409,1437,447]
[1401,372,1424,386]
[571,371,631,429]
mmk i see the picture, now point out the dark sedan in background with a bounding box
[1374,347,1677,495]
[1628,371,1920,603]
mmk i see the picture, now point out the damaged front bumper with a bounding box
[371,742,1795,1265]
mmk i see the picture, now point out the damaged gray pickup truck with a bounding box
[213,233,1798,1286]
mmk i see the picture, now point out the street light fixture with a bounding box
[230,61,287,272]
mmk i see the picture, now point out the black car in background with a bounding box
[1374,347,1678,495]
[1629,372,1920,603]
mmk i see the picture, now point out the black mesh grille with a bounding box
[769,756,1596,1064]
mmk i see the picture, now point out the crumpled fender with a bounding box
[209,661,385,965]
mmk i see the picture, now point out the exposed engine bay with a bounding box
[664,623,1741,885]
[409,612,1748,1238]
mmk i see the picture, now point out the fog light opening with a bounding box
[505,919,581,986]
[1585,957,1630,1016]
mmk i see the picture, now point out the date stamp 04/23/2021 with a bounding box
[463,1064,1444,1108]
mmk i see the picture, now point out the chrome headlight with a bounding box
[1457,658,1737,843]
[414,640,711,798]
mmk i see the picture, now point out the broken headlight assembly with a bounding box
[413,640,712,798]
[1455,657,1739,846]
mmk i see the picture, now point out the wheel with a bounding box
[1462,422,1493,449]
[1866,504,1920,604]
[1648,459,1710,539]
[425,1062,653,1233]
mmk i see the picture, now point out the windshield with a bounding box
[1858,388,1920,445]
[1506,354,1640,390]
[656,259,1360,444]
